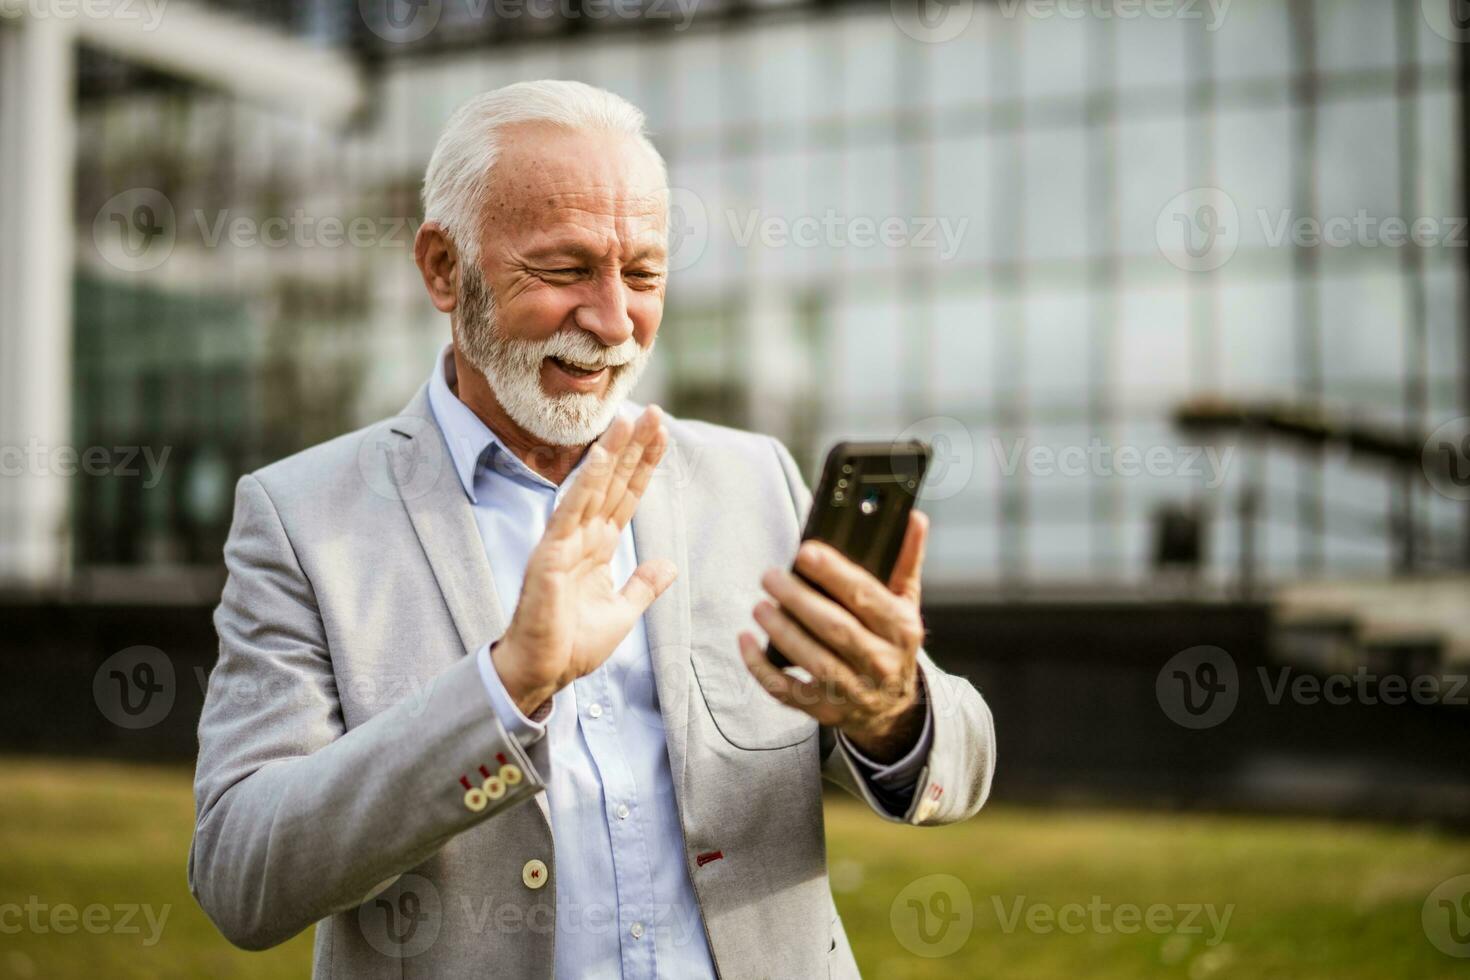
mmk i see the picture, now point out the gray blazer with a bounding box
[189,384,996,978]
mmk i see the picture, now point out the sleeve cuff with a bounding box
[475,642,552,747]
[837,682,934,792]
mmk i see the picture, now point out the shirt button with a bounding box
[616,803,630,820]
[630,922,644,940]
[522,859,549,890]
[588,703,603,719]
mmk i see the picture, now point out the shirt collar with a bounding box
[426,344,511,504]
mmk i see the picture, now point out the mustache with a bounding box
[536,329,642,369]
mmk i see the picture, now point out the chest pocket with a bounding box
[690,640,818,750]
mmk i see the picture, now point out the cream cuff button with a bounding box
[522,859,549,890]
[463,787,488,812]
[500,763,523,786]
[482,775,506,800]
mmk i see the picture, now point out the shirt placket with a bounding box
[545,483,656,979]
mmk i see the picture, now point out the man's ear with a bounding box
[414,221,459,314]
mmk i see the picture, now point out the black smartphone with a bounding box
[766,440,931,668]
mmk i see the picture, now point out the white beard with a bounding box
[454,266,654,447]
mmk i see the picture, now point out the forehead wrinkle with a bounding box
[491,190,667,264]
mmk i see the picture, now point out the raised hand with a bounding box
[492,406,677,715]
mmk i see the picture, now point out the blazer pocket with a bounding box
[690,644,817,750]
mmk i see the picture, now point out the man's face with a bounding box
[454,122,668,447]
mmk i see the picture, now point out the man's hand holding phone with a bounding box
[738,509,930,764]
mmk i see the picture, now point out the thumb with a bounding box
[620,558,679,613]
[887,509,929,605]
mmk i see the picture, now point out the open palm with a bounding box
[493,407,677,714]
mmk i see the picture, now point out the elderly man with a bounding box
[189,79,995,979]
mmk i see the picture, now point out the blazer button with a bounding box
[500,764,523,786]
[463,787,488,812]
[522,859,549,890]
[482,774,506,800]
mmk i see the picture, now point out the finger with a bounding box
[887,509,929,605]
[738,632,844,726]
[551,415,632,533]
[759,567,887,678]
[752,599,863,693]
[598,408,656,521]
[618,557,678,614]
[610,421,666,530]
[546,441,609,536]
[793,541,910,645]
[606,407,664,527]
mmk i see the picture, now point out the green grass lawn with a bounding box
[1,757,1466,978]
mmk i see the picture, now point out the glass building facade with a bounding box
[72,0,1469,590]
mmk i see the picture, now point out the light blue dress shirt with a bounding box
[425,346,931,978]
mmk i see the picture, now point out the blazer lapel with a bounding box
[631,439,695,803]
[386,385,555,826]
[387,385,508,656]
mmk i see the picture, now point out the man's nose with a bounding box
[572,274,634,347]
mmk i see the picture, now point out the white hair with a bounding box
[421,79,667,266]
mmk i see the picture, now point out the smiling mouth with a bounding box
[548,356,610,379]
